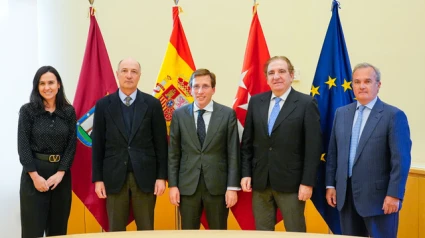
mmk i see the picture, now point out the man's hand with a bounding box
[298,184,313,201]
[95,181,107,199]
[240,177,252,192]
[29,171,49,192]
[47,171,65,190]
[154,179,166,196]
[225,190,238,208]
[382,196,400,214]
[169,187,180,206]
[326,188,337,207]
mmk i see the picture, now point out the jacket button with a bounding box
[124,161,127,165]
[269,147,272,151]
[128,146,130,149]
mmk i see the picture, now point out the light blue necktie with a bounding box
[268,97,282,135]
[348,105,366,177]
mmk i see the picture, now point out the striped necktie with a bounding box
[348,105,366,177]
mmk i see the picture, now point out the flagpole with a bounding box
[89,2,100,233]
[171,0,181,230]
[326,3,338,233]
[88,0,101,232]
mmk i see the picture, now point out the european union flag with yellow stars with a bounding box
[310,0,354,234]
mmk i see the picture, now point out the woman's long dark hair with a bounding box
[30,66,71,111]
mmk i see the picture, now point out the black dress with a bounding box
[17,103,76,238]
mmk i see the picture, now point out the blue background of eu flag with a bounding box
[310,0,355,234]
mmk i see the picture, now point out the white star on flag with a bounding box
[232,70,249,109]
[238,92,251,110]
[239,70,248,89]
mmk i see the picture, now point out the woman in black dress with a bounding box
[18,66,76,237]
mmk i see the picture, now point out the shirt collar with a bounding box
[270,87,292,102]
[118,89,138,104]
[357,96,378,110]
[33,103,67,119]
[194,100,214,113]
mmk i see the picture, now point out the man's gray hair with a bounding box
[352,62,381,82]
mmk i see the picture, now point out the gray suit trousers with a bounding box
[106,172,156,231]
[252,187,306,232]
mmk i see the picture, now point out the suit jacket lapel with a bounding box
[107,91,129,142]
[203,102,224,150]
[354,99,384,163]
[183,103,202,150]
[129,90,148,143]
[343,103,356,162]
[271,89,297,135]
[260,92,272,136]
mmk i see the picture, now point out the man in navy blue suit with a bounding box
[325,63,411,238]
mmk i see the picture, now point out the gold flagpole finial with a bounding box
[88,0,95,16]
[253,1,259,15]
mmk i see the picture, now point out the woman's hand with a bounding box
[47,171,65,190]
[29,171,49,192]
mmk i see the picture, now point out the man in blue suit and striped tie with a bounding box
[325,63,411,238]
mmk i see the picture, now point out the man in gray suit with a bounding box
[326,63,411,238]
[168,68,240,229]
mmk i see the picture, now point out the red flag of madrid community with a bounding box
[153,6,196,132]
[71,7,117,231]
[231,4,271,230]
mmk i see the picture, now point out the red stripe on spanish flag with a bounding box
[169,7,195,71]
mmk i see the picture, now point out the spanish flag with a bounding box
[153,6,195,133]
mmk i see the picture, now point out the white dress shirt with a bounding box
[268,87,292,121]
[118,89,137,106]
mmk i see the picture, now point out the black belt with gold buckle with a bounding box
[34,153,61,163]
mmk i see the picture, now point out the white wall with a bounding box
[0,0,38,237]
[36,0,424,165]
[2,0,424,236]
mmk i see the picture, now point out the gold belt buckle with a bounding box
[48,155,61,163]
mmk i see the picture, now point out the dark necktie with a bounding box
[197,109,206,147]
